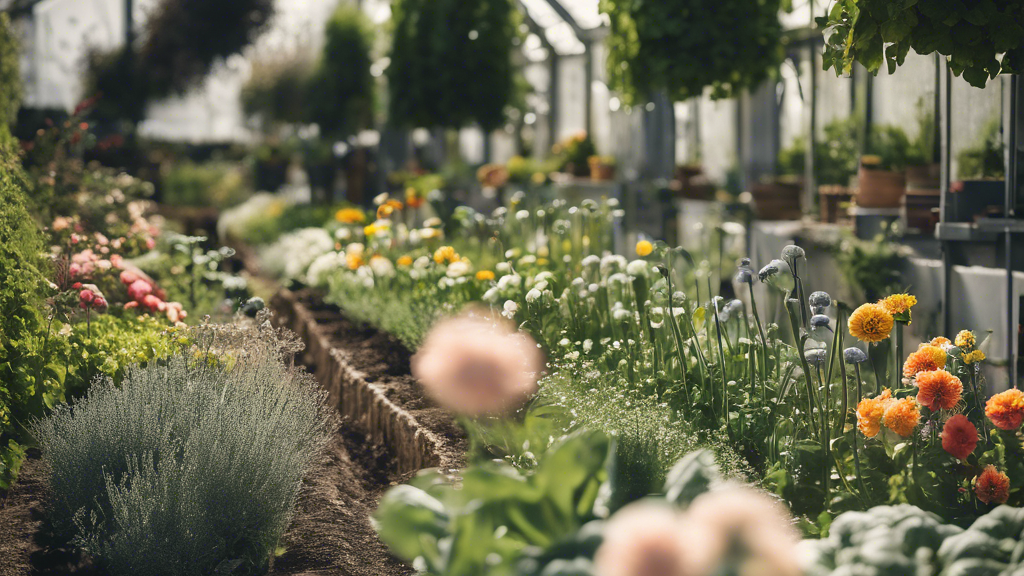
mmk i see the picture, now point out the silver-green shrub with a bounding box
[33,315,334,576]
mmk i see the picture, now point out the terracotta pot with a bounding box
[589,163,616,181]
[750,180,803,220]
[857,166,906,208]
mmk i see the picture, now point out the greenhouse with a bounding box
[1,0,1024,574]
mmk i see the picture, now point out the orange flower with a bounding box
[386,199,404,211]
[883,397,921,437]
[335,208,366,224]
[396,255,413,267]
[848,303,894,343]
[475,270,495,281]
[930,336,952,347]
[904,346,947,377]
[986,388,1024,431]
[857,390,892,438]
[941,414,978,461]
[975,465,1010,505]
[376,204,395,220]
[915,370,963,411]
[346,254,364,270]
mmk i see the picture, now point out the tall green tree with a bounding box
[306,4,375,138]
[388,0,517,130]
[0,12,22,125]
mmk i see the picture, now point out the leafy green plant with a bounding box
[305,4,375,138]
[818,0,1024,88]
[600,0,785,103]
[161,160,250,208]
[0,12,21,125]
[777,116,860,185]
[831,228,907,303]
[865,124,914,171]
[388,0,519,129]
[33,319,333,576]
[957,117,1005,180]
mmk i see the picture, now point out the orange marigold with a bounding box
[849,303,894,343]
[396,255,413,267]
[915,370,963,411]
[857,390,893,438]
[986,388,1024,431]
[941,414,978,461]
[904,346,947,378]
[975,465,1011,505]
[883,397,921,437]
[475,270,496,281]
[346,254,364,270]
[930,336,952,347]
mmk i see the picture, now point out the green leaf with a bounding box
[663,450,718,505]
[374,484,450,563]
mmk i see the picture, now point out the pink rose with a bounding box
[79,289,95,304]
[128,279,153,301]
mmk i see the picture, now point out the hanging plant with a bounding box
[305,5,375,138]
[818,0,1024,88]
[388,0,518,130]
[600,0,785,104]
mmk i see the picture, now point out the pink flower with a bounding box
[69,263,82,277]
[124,301,139,310]
[110,254,123,268]
[683,487,800,576]
[95,233,109,245]
[595,503,695,576]
[165,302,186,323]
[79,289,95,304]
[146,238,156,250]
[142,294,164,312]
[70,234,80,245]
[52,217,70,231]
[411,311,544,416]
[96,259,112,270]
[93,297,108,311]
[120,270,139,285]
[128,279,153,301]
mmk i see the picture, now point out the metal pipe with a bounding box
[939,58,952,336]
[1004,75,1018,386]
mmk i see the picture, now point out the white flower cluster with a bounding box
[260,228,335,281]
[217,193,290,241]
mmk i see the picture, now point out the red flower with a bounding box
[127,279,153,302]
[71,282,82,289]
[79,289,95,304]
[120,270,140,285]
[916,370,963,411]
[142,294,165,312]
[975,465,1011,505]
[92,297,108,311]
[941,415,978,461]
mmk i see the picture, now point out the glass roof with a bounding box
[558,0,605,31]
[518,0,594,56]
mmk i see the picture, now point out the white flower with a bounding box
[559,338,571,347]
[334,227,352,241]
[306,251,346,286]
[626,259,649,276]
[370,256,396,277]
[502,300,519,319]
[346,242,365,257]
[496,262,511,273]
[58,323,72,337]
[516,210,530,221]
[438,277,456,289]
[497,274,522,290]
[525,289,542,303]
[483,287,499,303]
[423,217,442,228]
[581,255,601,267]
[373,192,389,205]
[408,229,422,244]
[518,255,537,266]
[583,339,593,353]
[414,256,431,270]
[446,260,472,278]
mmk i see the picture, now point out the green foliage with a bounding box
[819,0,1024,88]
[388,0,519,129]
[831,228,907,303]
[957,117,1005,180]
[600,0,785,103]
[0,12,22,125]
[161,160,250,208]
[777,116,860,185]
[866,124,914,171]
[306,4,375,137]
[239,57,313,129]
[802,505,1024,576]
[33,320,333,576]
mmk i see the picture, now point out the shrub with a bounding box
[0,12,21,125]
[305,4,375,138]
[161,160,250,208]
[33,317,334,576]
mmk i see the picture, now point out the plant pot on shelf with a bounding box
[819,185,853,224]
[902,188,940,234]
[673,166,715,200]
[950,179,1006,222]
[588,157,616,181]
[905,163,940,191]
[749,179,803,220]
[856,165,906,208]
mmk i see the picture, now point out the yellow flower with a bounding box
[955,330,976,350]
[433,246,459,265]
[475,270,495,281]
[930,336,952,347]
[536,258,549,266]
[880,294,917,322]
[346,254,364,270]
[848,303,894,343]
[376,204,395,220]
[531,172,547,184]
[335,208,366,224]
[635,240,654,257]
[396,255,413,267]
[964,350,986,365]
[420,227,444,241]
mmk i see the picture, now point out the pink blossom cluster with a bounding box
[120,270,187,323]
[75,283,108,311]
[69,249,123,278]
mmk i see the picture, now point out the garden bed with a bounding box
[0,422,413,576]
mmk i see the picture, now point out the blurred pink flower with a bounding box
[52,217,70,231]
[165,302,186,323]
[142,294,165,312]
[128,279,153,301]
[120,270,139,285]
[412,311,544,416]
[594,503,696,576]
[684,487,800,576]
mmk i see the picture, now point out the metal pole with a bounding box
[939,59,952,336]
[1004,75,1018,386]
[805,39,817,215]
[125,0,134,47]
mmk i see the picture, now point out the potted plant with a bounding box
[903,101,941,234]
[552,132,597,178]
[857,125,912,208]
[588,155,617,181]
[951,117,1006,222]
